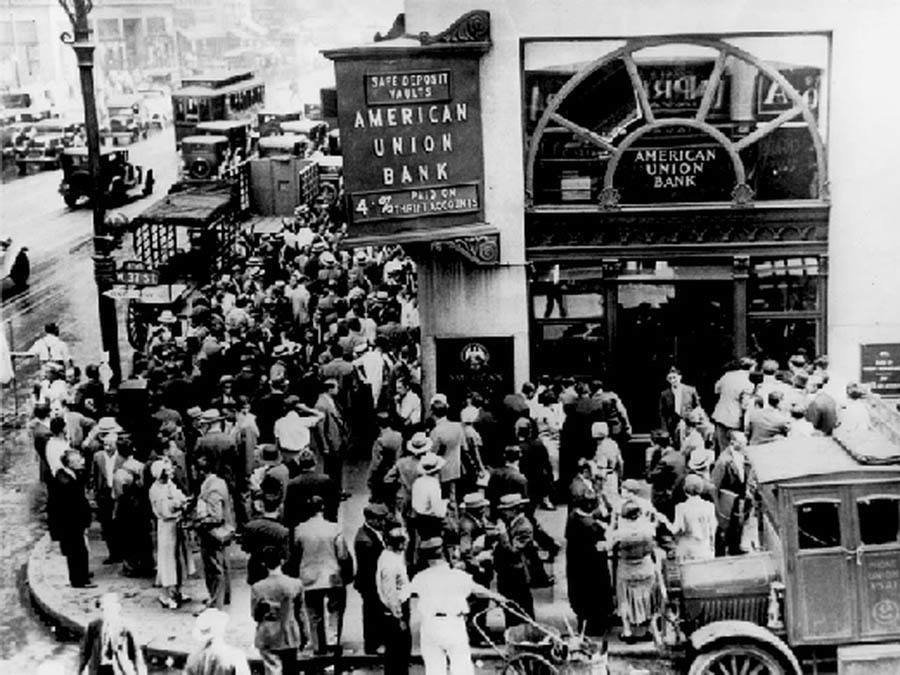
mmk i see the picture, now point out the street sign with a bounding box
[116,260,159,286]
[102,287,141,300]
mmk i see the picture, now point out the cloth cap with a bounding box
[96,417,123,434]
[363,503,389,519]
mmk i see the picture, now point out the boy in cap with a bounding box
[354,502,389,654]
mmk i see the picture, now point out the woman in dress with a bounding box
[149,458,191,609]
[565,493,612,636]
[664,474,717,562]
[607,500,666,645]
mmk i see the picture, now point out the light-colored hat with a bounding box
[461,492,489,510]
[200,408,222,423]
[320,251,337,266]
[363,502,389,519]
[186,406,203,419]
[418,451,446,475]
[353,341,369,355]
[460,405,479,424]
[157,310,178,324]
[688,448,712,472]
[498,493,529,509]
[96,417,123,434]
[192,608,230,642]
[418,537,443,552]
[407,432,433,456]
[295,447,316,469]
[685,408,705,426]
[591,421,609,438]
[429,393,448,407]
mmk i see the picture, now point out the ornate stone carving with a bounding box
[731,182,755,207]
[598,186,621,211]
[431,232,500,266]
[373,13,408,42]
[418,10,490,45]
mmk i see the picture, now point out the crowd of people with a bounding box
[22,191,877,673]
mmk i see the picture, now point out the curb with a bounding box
[27,532,665,670]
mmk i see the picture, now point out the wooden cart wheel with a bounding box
[126,300,150,350]
[501,653,558,675]
[689,642,790,675]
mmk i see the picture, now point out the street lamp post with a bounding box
[58,0,121,385]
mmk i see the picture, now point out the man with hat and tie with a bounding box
[494,493,536,625]
[354,502,389,654]
[384,431,431,520]
[242,474,290,586]
[411,452,448,559]
[195,408,244,524]
[456,492,497,646]
[87,416,125,563]
[409,536,504,675]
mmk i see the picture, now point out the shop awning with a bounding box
[340,223,500,266]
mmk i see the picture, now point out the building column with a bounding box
[601,258,620,382]
[733,255,750,358]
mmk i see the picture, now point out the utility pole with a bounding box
[58,0,121,385]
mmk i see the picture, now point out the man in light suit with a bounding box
[712,358,756,453]
[659,366,701,448]
[285,495,353,655]
[429,393,465,505]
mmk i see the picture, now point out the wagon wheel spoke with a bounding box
[747,664,766,675]
[738,655,752,675]
[622,50,655,123]
[695,50,728,122]
[548,112,616,152]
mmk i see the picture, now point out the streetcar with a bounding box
[171,70,265,145]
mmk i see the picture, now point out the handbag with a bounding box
[208,523,235,545]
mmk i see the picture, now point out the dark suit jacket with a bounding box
[242,516,290,585]
[282,471,338,529]
[659,385,701,438]
[486,466,529,509]
[353,524,384,595]
[56,469,92,540]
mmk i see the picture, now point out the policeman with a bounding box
[409,537,504,675]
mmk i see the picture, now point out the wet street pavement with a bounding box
[0,128,180,672]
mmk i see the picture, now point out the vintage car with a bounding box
[280,119,329,149]
[59,147,154,208]
[194,119,252,158]
[256,108,303,137]
[666,427,900,674]
[180,135,234,180]
[137,87,172,128]
[104,95,151,145]
[256,133,309,158]
[19,130,68,173]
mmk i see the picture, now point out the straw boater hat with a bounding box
[320,251,337,266]
[688,448,712,472]
[96,417,123,435]
[200,408,222,424]
[406,432,433,456]
[157,310,178,324]
[498,493,529,510]
[461,492,490,510]
[417,451,446,475]
[258,444,280,465]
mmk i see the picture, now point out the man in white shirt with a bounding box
[353,341,387,407]
[27,322,71,369]
[395,379,422,431]
[273,396,324,453]
[409,537,502,675]
[376,525,412,674]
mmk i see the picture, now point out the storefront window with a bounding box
[750,257,818,311]
[534,322,607,377]
[748,317,818,364]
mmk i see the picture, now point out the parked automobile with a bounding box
[59,147,154,208]
[180,135,232,180]
[256,108,302,137]
[20,131,68,173]
[280,119,329,150]
[194,120,252,157]
[257,134,309,158]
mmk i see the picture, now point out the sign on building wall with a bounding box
[330,53,485,232]
[861,344,900,395]
[435,336,515,411]
[756,66,822,120]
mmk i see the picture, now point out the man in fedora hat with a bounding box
[282,448,339,529]
[411,452,448,551]
[494,493,536,625]
[250,444,289,510]
[384,431,431,518]
[457,492,497,645]
[88,416,125,563]
[409,536,503,675]
[195,408,244,527]
[486,446,528,514]
[242,478,290,586]
[354,502,389,654]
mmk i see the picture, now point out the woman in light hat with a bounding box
[149,457,194,609]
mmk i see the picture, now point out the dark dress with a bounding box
[565,509,612,635]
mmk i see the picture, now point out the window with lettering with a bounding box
[858,496,900,546]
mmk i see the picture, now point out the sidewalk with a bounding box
[26,460,660,670]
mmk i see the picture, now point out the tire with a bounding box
[689,642,791,675]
